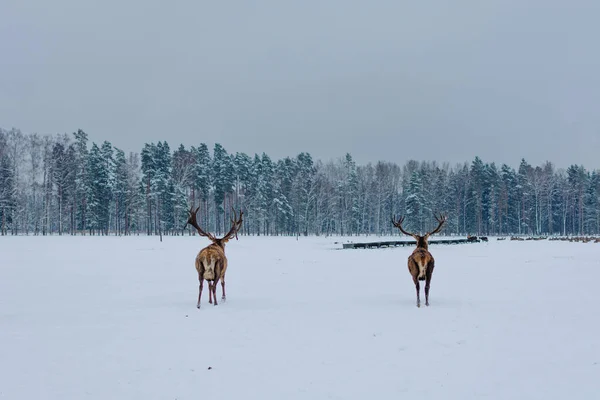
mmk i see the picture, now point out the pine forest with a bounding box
[1,127,599,237]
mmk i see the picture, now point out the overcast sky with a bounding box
[2,0,599,169]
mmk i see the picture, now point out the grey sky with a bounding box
[2,0,599,169]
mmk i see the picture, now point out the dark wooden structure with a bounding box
[342,238,478,249]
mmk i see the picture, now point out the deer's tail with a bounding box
[202,255,216,280]
[413,254,428,281]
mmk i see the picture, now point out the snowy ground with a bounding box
[1,234,599,399]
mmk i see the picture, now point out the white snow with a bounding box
[1,235,599,399]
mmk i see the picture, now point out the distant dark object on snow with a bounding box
[549,236,600,243]
[466,235,480,243]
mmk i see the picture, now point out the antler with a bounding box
[426,213,447,237]
[221,207,244,241]
[391,215,417,238]
[186,205,216,241]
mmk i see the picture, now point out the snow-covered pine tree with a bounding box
[5,129,28,234]
[467,156,485,235]
[141,143,156,235]
[516,159,534,234]
[193,143,212,231]
[50,135,76,235]
[499,164,517,234]
[172,144,195,234]
[26,133,44,235]
[231,151,253,234]
[292,152,316,236]
[373,161,399,235]
[113,148,128,235]
[483,162,500,235]
[124,152,142,234]
[0,129,16,235]
[212,143,234,235]
[87,143,110,234]
[404,170,424,234]
[586,171,600,234]
[344,154,360,235]
[541,162,558,235]
[154,141,174,236]
[258,153,275,235]
[566,165,588,235]
[583,170,599,234]
[40,135,55,235]
[72,130,90,234]
[273,157,294,235]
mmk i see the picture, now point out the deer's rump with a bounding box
[408,249,433,281]
[196,247,226,281]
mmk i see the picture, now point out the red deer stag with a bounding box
[186,206,243,308]
[391,214,447,307]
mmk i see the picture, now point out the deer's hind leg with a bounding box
[409,259,421,307]
[197,278,204,309]
[208,281,214,304]
[212,277,220,306]
[221,261,228,302]
[412,274,421,307]
[425,261,434,307]
[196,259,205,309]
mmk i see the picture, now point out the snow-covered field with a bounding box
[1,235,599,399]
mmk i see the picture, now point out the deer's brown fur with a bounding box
[392,214,447,307]
[187,206,243,308]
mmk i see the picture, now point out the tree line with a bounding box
[1,127,599,237]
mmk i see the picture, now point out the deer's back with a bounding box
[409,248,433,264]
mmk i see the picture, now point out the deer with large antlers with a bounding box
[391,214,447,307]
[186,206,243,308]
